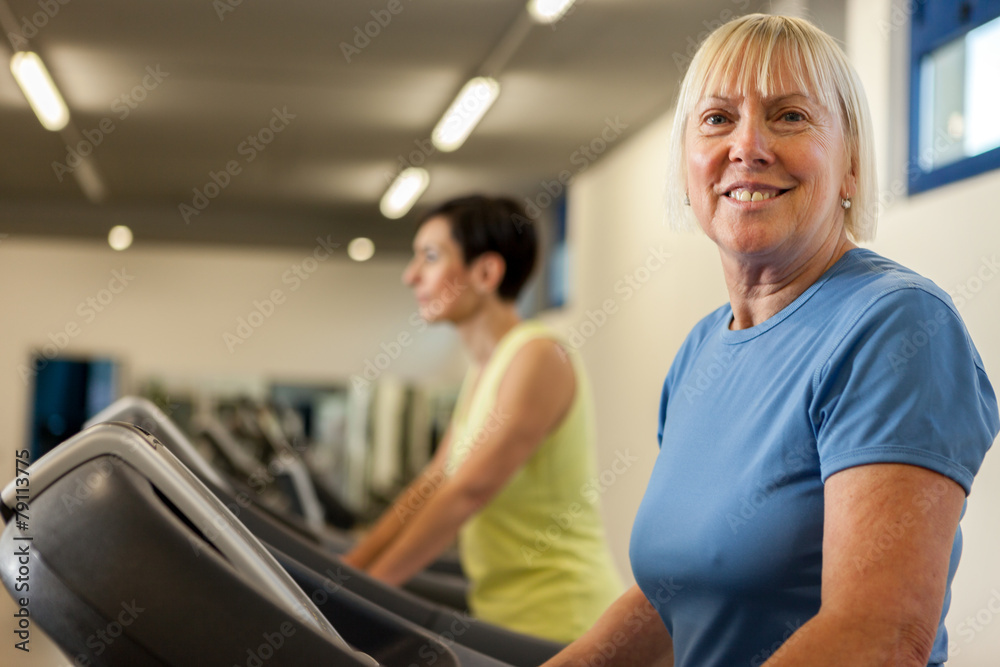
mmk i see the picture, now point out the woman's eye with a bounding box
[781,111,804,122]
[706,114,727,125]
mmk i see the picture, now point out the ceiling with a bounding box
[0,0,841,256]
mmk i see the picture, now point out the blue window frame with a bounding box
[908,0,1000,194]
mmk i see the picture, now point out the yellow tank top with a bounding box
[446,321,623,643]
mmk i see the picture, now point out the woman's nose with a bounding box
[728,118,774,167]
[402,260,418,286]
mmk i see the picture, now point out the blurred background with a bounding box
[2,0,999,664]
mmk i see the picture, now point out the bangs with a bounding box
[693,19,843,125]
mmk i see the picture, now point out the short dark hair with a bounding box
[417,195,537,301]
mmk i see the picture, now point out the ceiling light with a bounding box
[108,225,133,251]
[348,238,375,262]
[431,77,500,152]
[527,0,577,24]
[9,52,70,131]
[380,167,429,219]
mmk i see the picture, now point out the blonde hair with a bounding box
[666,14,878,242]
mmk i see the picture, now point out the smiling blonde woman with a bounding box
[543,14,997,667]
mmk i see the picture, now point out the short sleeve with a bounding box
[811,288,998,494]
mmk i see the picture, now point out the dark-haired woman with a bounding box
[344,195,622,643]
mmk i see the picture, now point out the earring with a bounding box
[683,193,691,206]
[841,198,851,210]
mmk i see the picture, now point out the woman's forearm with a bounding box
[542,585,674,667]
[366,480,481,585]
[762,610,929,667]
[342,462,448,569]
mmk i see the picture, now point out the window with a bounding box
[909,0,1000,193]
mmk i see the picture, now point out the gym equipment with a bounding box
[84,397,565,665]
[0,422,378,666]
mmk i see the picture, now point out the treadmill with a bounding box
[84,397,565,666]
[0,422,518,666]
[96,398,469,610]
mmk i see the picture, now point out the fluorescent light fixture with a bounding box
[10,51,70,131]
[347,237,375,262]
[108,225,133,251]
[380,167,429,219]
[527,0,577,24]
[431,77,500,152]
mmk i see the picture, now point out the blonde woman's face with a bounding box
[684,59,855,268]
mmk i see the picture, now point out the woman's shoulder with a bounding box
[831,249,955,309]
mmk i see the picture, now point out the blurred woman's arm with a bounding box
[341,429,452,570]
[366,338,576,585]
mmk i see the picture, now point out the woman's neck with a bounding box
[723,232,856,331]
[455,301,522,365]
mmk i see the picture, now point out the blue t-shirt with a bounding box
[629,249,998,667]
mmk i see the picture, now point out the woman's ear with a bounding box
[470,252,507,295]
[842,152,859,200]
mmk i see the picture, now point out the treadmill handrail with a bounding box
[84,396,232,492]
[195,414,272,478]
[0,422,360,657]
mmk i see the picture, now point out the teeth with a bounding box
[730,189,775,202]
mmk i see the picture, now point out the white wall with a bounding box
[557,2,1000,665]
[0,237,463,666]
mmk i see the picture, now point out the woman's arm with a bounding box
[764,463,965,666]
[366,337,577,584]
[341,429,452,570]
[542,585,673,667]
